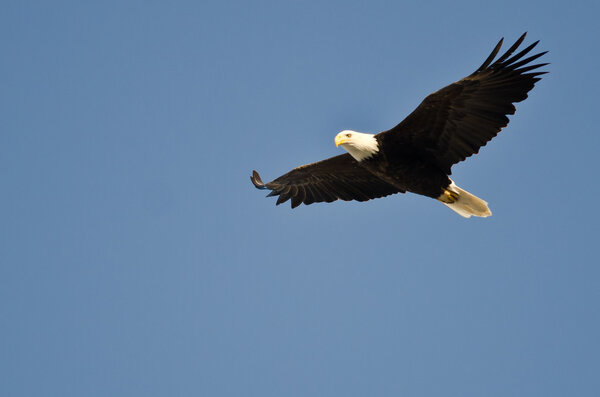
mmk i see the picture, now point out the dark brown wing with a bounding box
[251,154,402,208]
[379,33,548,174]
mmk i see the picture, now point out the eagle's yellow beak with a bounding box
[335,135,347,147]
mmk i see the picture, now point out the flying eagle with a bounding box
[251,33,547,218]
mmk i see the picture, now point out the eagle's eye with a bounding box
[346,133,352,138]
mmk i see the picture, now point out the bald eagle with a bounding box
[251,33,547,218]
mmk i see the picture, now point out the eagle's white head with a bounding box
[334,130,379,162]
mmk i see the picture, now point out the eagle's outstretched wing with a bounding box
[251,154,402,208]
[379,33,548,174]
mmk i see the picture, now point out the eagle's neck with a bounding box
[341,131,379,162]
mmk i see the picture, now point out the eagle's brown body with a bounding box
[251,33,547,216]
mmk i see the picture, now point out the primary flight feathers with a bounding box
[251,33,547,218]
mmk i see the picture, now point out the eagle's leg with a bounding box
[438,188,459,204]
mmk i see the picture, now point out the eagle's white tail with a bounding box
[439,181,492,218]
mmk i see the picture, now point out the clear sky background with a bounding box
[1,1,599,396]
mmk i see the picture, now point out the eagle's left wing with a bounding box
[251,153,402,208]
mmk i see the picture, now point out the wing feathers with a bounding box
[291,187,305,208]
[475,38,503,72]
[508,52,547,71]
[491,33,526,65]
[516,63,549,74]
[381,33,547,173]
[251,154,402,208]
[250,170,266,189]
[501,41,540,67]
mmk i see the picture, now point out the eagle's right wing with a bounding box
[378,33,547,174]
[251,154,403,208]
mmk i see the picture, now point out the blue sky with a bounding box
[1,1,599,396]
